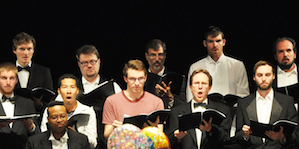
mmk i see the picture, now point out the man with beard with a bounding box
[235,60,297,148]
[144,39,185,109]
[186,26,249,102]
[26,101,90,149]
[272,37,299,104]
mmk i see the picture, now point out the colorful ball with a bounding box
[142,126,170,149]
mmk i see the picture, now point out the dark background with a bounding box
[1,1,298,91]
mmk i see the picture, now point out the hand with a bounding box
[21,118,34,131]
[242,125,252,139]
[265,126,285,141]
[174,129,187,140]
[112,120,122,128]
[144,116,160,128]
[0,121,12,129]
[68,126,77,131]
[155,81,174,101]
[199,117,212,132]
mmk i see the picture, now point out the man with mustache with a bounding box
[144,39,185,109]
[272,37,299,104]
[235,60,297,148]
[186,26,249,102]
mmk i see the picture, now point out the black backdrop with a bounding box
[1,1,298,91]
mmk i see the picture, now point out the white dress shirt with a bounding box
[1,93,15,128]
[16,61,32,88]
[277,65,298,88]
[82,75,122,94]
[49,131,69,149]
[191,99,208,149]
[186,54,249,102]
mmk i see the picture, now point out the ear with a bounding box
[13,50,17,54]
[222,39,226,46]
[57,89,61,95]
[203,40,207,47]
[124,76,128,83]
[145,52,149,61]
[274,54,277,60]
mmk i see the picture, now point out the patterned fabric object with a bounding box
[142,127,170,149]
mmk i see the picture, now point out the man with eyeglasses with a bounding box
[102,59,164,140]
[40,74,97,148]
[76,45,122,149]
[144,39,186,109]
[26,101,90,149]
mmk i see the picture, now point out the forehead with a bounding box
[276,40,294,50]
[79,53,98,61]
[206,34,223,41]
[148,45,164,53]
[0,70,17,77]
[48,105,67,115]
[192,72,209,82]
[126,68,146,77]
[17,42,34,47]
[61,78,77,86]
[255,65,273,74]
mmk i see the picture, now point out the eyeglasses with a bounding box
[147,53,165,59]
[49,115,67,121]
[127,77,146,83]
[78,59,99,66]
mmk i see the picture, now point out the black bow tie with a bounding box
[194,102,207,108]
[2,95,14,104]
[17,66,31,72]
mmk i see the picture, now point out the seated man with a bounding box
[26,101,90,149]
[102,59,164,140]
[0,62,39,149]
[40,74,97,148]
[165,69,231,149]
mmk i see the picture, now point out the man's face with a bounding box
[275,40,296,69]
[190,72,211,103]
[58,78,79,106]
[47,105,68,135]
[254,65,275,90]
[124,68,147,93]
[0,70,18,96]
[145,45,166,73]
[13,42,34,67]
[203,34,226,60]
[78,53,100,79]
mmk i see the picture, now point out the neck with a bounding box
[84,75,98,84]
[65,101,77,113]
[257,88,272,98]
[210,53,222,62]
[1,91,12,98]
[284,63,296,72]
[53,130,66,140]
[124,90,144,101]
[18,61,29,67]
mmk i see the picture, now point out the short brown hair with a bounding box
[0,62,18,77]
[253,60,275,76]
[12,32,36,51]
[189,69,212,86]
[123,59,147,77]
[76,45,100,60]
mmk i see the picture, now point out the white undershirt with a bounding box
[16,61,32,88]
[1,93,15,128]
[49,130,69,149]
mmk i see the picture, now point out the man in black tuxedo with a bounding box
[0,62,39,149]
[26,101,90,149]
[144,39,185,109]
[12,32,53,113]
[235,60,297,148]
[165,69,231,149]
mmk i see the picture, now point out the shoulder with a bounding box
[224,55,245,66]
[28,131,49,141]
[106,91,124,100]
[68,129,88,139]
[143,91,161,101]
[274,91,294,101]
[32,63,50,70]
[14,95,34,104]
[190,57,208,68]
[237,94,255,105]
[209,100,230,111]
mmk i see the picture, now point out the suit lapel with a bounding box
[269,96,283,124]
[41,131,52,149]
[68,130,78,149]
[181,102,197,146]
[246,96,258,121]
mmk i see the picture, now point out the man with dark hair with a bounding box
[235,60,297,148]
[76,45,122,148]
[186,26,249,102]
[0,62,39,149]
[144,39,185,109]
[40,74,97,148]
[102,59,164,140]
[165,69,231,149]
[26,101,90,149]
[12,32,53,113]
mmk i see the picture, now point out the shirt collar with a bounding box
[207,54,226,64]
[16,61,32,67]
[148,66,165,76]
[1,93,14,103]
[49,130,69,141]
[82,74,100,85]
[256,88,274,101]
[277,64,298,75]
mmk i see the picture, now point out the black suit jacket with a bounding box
[26,129,90,149]
[15,63,53,90]
[0,95,39,149]
[165,100,231,149]
[145,68,186,109]
[235,91,297,149]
